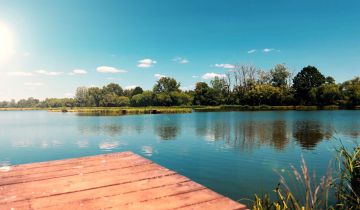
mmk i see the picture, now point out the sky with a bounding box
[0,0,359,100]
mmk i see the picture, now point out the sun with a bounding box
[0,21,16,62]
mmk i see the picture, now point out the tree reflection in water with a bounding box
[154,116,181,140]
[195,117,339,151]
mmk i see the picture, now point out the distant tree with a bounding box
[103,83,123,96]
[270,64,290,87]
[100,93,120,107]
[118,96,130,106]
[309,84,341,105]
[193,82,218,105]
[131,86,144,96]
[169,91,192,106]
[154,93,172,106]
[292,66,325,104]
[87,87,103,107]
[210,77,229,104]
[75,87,89,107]
[130,91,154,107]
[325,76,336,84]
[341,77,360,106]
[245,84,282,105]
[153,77,180,94]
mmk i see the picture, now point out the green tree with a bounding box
[210,77,229,104]
[75,87,89,107]
[153,77,180,94]
[87,87,103,107]
[270,64,290,87]
[193,82,218,105]
[293,66,325,104]
[341,77,360,106]
[154,93,172,106]
[245,84,282,105]
[309,84,341,105]
[103,83,123,96]
[131,86,144,96]
[130,91,154,106]
[118,96,130,106]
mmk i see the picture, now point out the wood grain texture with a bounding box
[0,151,247,210]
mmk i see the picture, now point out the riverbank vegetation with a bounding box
[1,64,359,109]
[48,107,192,114]
[251,144,360,210]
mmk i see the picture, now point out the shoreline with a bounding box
[0,105,359,114]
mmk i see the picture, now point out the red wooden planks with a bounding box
[0,151,247,210]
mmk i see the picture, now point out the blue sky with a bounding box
[0,0,359,100]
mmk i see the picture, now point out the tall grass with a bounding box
[334,145,360,209]
[251,144,360,210]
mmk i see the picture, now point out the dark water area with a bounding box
[0,110,359,203]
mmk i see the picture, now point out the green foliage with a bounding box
[2,65,359,109]
[103,83,123,96]
[193,82,219,105]
[245,84,282,106]
[341,77,360,106]
[293,66,326,104]
[270,64,290,87]
[309,84,341,105]
[252,144,360,210]
[335,145,360,209]
[153,77,180,94]
[131,91,154,107]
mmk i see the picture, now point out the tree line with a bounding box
[1,64,359,108]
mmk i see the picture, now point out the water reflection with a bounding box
[193,114,348,151]
[293,121,333,150]
[154,116,181,140]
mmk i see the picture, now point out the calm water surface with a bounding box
[0,110,359,203]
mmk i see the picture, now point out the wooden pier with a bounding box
[0,152,247,210]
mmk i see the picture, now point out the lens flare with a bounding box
[0,21,16,62]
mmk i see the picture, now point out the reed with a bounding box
[251,144,360,210]
[334,144,360,209]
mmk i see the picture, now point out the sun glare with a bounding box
[0,21,15,62]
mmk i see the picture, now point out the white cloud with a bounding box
[154,73,166,79]
[8,71,33,77]
[96,66,127,73]
[202,72,226,80]
[23,52,31,57]
[215,63,235,69]
[125,85,137,90]
[24,82,44,87]
[137,58,157,68]
[35,70,63,76]
[192,75,199,78]
[64,93,74,98]
[247,49,256,54]
[69,69,87,75]
[173,57,189,64]
[263,48,275,53]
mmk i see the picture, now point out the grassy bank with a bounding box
[193,105,359,112]
[48,107,192,115]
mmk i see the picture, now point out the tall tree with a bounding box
[270,64,290,87]
[103,83,123,96]
[153,77,180,94]
[292,66,325,104]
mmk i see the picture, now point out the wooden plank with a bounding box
[176,197,248,210]
[0,151,246,210]
[0,156,150,185]
[30,174,190,209]
[0,152,135,178]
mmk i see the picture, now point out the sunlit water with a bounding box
[0,110,359,204]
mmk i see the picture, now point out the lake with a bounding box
[0,110,359,204]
